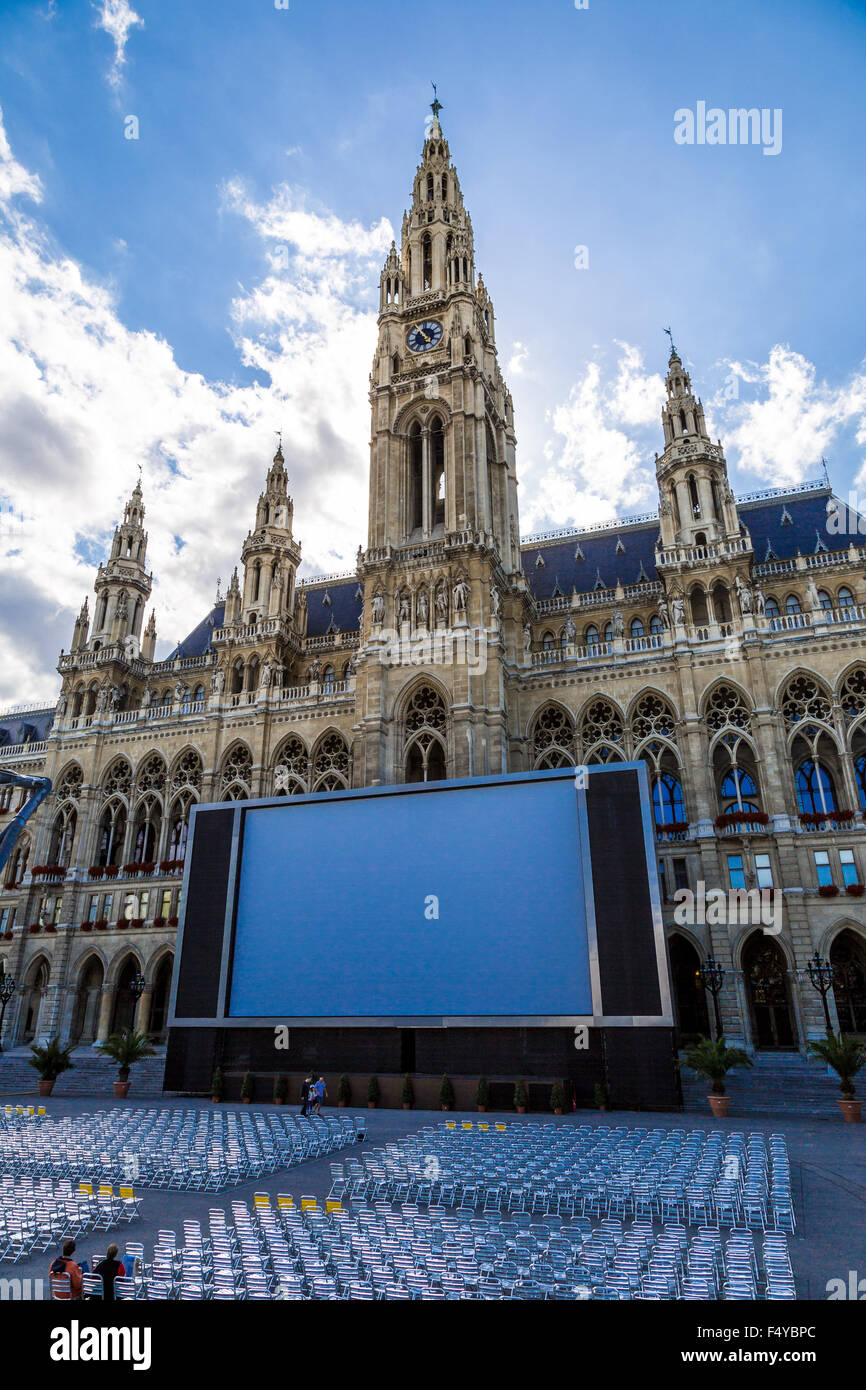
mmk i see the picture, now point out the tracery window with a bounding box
[532,705,576,769]
[313,732,351,791]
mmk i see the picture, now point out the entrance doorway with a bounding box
[668,934,710,1042]
[743,934,796,1049]
[830,929,866,1034]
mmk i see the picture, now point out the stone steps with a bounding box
[679,1052,846,1118]
[0,1048,167,1098]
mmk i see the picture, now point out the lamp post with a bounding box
[698,956,725,1037]
[805,952,836,1034]
[0,975,17,1053]
[128,972,146,1032]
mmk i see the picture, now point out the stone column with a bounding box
[96,986,114,1043]
[421,430,431,536]
[135,989,152,1036]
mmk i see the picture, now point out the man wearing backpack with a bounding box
[49,1239,82,1300]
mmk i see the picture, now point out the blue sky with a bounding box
[1,0,865,703]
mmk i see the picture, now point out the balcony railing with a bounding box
[0,740,48,760]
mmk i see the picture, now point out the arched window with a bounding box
[631,693,677,742]
[580,699,625,753]
[312,731,351,791]
[273,736,309,796]
[631,618,644,638]
[652,772,685,826]
[585,625,599,648]
[720,767,758,812]
[817,590,833,612]
[426,172,434,201]
[409,422,423,531]
[221,744,253,801]
[650,615,664,635]
[780,674,832,727]
[838,586,855,609]
[688,474,700,516]
[132,796,161,863]
[856,752,866,812]
[431,416,445,528]
[796,759,837,816]
[603,622,614,642]
[542,631,555,651]
[422,234,432,290]
[705,684,752,732]
[785,593,801,615]
[690,588,709,626]
[49,805,77,867]
[532,705,575,769]
[167,796,192,861]
[711,583,732,624]
[403,686,448,783]
[322,664,335,694]
[765,595,780,619]
[98,801,127,867]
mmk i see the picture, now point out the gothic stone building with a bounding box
[2,112,866,1064]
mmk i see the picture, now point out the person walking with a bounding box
[49,1239,82,1300]
[310,1075,327,1116]
[299,1072,313,1117]
[93,1243,127,1301]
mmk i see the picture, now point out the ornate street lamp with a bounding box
[129,973,146,1004]
[698,956,725,1036]
[0,975,17,1053]
[805,952,836,1034]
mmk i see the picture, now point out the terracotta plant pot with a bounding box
[114,1081,130,1100]
[839,1098,862,1123]
[441,1106,451,1112]
[477,1106,487,1113]
[708,1094,730,1118]
[402,1103,412,1110]
[553,1108,563,1116]
[38,1079,55,1097]
[211,1096,221,1104]
[274,1098,284,1106]
[367,1102,376,1108]
[338,1100,347,1108]
[516,1106,526,1115]
[242,1097,251,1104]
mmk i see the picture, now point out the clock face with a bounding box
[407,319,443,353]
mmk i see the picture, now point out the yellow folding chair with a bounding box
[461,1122,473,1130]
[79,1182,93,1197]
[277,1194,294,1210]
[325,1199,343,1214]
[300,1196,318,1211]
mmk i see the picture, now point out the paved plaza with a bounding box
[1,1096,864,1300]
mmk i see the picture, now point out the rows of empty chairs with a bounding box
[106,1194,795,1301]
[326,1123,795,1231]
[0,1175,141,1264]
[0,1108,367,1191]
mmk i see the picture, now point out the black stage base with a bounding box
[164,1024,681,1112]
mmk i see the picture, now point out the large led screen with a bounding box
[227,774,593,1019]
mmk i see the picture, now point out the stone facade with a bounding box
[1,112,866,1057]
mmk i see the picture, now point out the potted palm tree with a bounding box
[366,1075,380,1109]
[683,1036,753,1118]
[514,1079,528,1114]
[476,1077,489,1113]
[240,1072,253,1104]
[807,1031,866,1123]
[439,1074,455,1112]
[337,1074,351,1108]
[401,1074,415,1110]
[28,1037,74,1097]
[97,1030,156,1099]
[211,1066,223,1104]
[550,1081,565,1116]
[273,1073,289,1106]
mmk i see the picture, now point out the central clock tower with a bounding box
[356,102,527,785]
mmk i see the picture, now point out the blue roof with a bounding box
[302,580,364,638]
[0,709,53,748]
[521,485,860,600]
[167,603,225,660]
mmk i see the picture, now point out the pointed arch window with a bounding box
[796,759,837,816]
[838,586,855,609]
[585,625,599,649]
[422,234,432,290]
[652,772,685,827]
[431,416,445,528]
[409,422,423,531]
[688,474,700,516]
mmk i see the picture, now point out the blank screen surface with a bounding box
[228,777,592,1018]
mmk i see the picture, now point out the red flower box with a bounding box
[104,866,119,878]
[116,919,128,930]
[2,931,12,941]
[129,918,144,929]
[168,915,178,927]
[94,919,108,931]
[80,922,92,932]
[138,862,156,876]
[159,859,184,873]
[44,925,57,934]
[818,884,840,897]
[28,924,40,933]
[715,810,770,829]
[122,863,139,875]
[152,916,166,929]
[88,866,105,879]
[846,883,865,897]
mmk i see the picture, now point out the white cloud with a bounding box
[92,0,144,92]
[520,344,660,535]
[712,346,866,487]
[0,111,391,706]
[507,341,529,376]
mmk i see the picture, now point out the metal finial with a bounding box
[663,326,677,357]
[431,81,443,121]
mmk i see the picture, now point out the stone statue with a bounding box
[115,590,128,620]
[562,614,576,644]
[211,667,225,695]
[141,684,152,708]
[612,609,624,640]
[453,576,469,615]
[417,591,429,626]
[174,679,186,704]
[805,579,822,612]
[657,596,669,630]
[735,575,753,615]
[55,692,68,717]
[399,594,411,624]
[435,586,449,623]
[111,683,125,709]
[754,588,766,617]
[671,594,686,626]
[523,623,532,655]
[489,586,502,620]
[310,658,322,682]
[371,592,385,625]
[260,660,272,688]
[96,685,109,712]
